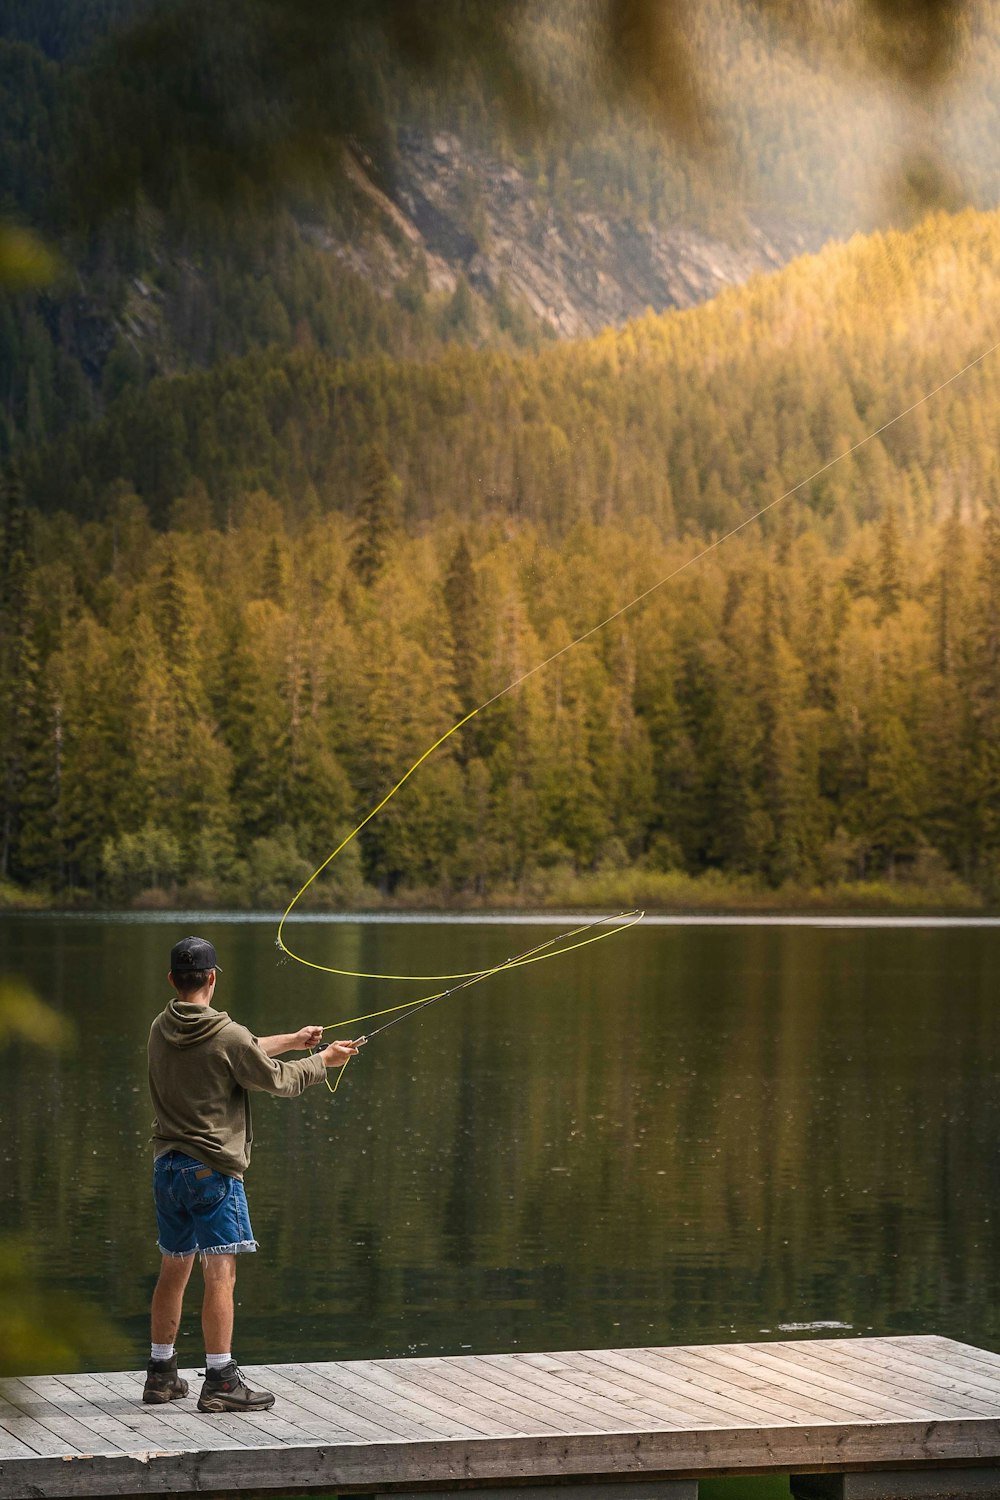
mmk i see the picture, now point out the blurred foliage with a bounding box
[0,978,128,1376]
[0,1237,132,1376]
[4,0,1000,431]
[0,224,60,290]
[0,977,71,1047]
[0,0,985,284]
[66,0,972,223]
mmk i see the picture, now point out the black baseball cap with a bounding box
[170,936,222,973]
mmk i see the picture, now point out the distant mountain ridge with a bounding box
[342,134,824,338]
[6,0,1000,462]
[25,205,1000,536]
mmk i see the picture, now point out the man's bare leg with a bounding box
[144,1254,194,1402]
[151,1253,195,1345]
[201,1252,236,1355]
[196,1253,274,1411]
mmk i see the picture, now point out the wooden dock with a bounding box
[2,1335,999,1500]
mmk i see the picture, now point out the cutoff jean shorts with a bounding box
[153,1150,258,1257]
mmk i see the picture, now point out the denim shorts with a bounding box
[153,1151,258,1258]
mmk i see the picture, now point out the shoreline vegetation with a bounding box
[0,868,987,917]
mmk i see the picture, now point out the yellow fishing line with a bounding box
[278,335,1000,984]
[320,913,643,1033]
[319,910,644,1094]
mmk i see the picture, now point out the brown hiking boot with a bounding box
[197,1361,275,1413]
[142,1356,189,1404]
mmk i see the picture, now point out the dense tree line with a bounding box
[1,464,999,906]
[4,209,1000,907]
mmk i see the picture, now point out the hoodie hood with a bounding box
[156,1000,233,1048]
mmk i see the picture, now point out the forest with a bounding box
[2,210,999,910]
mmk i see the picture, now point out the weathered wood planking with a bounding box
[1,1336,999,1500]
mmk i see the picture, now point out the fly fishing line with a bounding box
[279,332,1000,992]
[318,910,643,1094]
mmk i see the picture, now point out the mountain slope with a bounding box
[7,0,1000,463]
[27,208,1000,539]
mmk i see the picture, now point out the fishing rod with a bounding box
[315,909,644,1094]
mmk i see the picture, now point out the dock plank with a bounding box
[72,1370,244,1453]
[253,1364,399,1442]
[488,1352,705,1429]
[313,1358,495,1438]
[0,1376,129,1457]
[344,1358,551,1437]
[773,1338,995,1416]
[93,1370,282,1451]
[0,1421,33,1461]
[562,1347,809,1428]
[363,1355,583,1436]
[525,1350,755,1428]
[667,1343,929,1422]
[451,1354,649,1432]
[241,1368,367,1444]
[0,1395,84,1459]
[275,1361,453,1439]
[314,1362,503,1440]
[793,1340,1000,1415]
[3,1336,1000,1499]
[647,1344,886,1425]
[872,1338,1000,1399]
[742,1343,947,1421]
[47,1374,192,1454]
[895,1335,1000,1373]
[596,1346,845,1427]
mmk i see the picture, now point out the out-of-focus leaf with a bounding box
[885,147,968,223]
[0,224,60,289]
[605,0,715,148]
[0,1239,131,1377]
[861,0,962,90]
[0,999,119,1381]
[0,979,72,1049]
[748,0,962,87]
[65,0,973,233]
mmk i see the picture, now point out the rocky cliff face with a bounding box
[338,131,827,337]
[36,128,833,429]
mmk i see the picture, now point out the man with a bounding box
[144,934,360,1413]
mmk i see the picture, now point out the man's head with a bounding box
[168,935,222,998]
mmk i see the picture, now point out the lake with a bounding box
[0,913,998,1373]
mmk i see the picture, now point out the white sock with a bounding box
[150,1343,174,1362]
[205,1352,232,1371]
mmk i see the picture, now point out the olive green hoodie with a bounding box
[148,1000,326,1178]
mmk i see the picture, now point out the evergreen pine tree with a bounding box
[876,502,903,620]
[443,532,483,716]
[350,446,399,588]
[858,713,926,877]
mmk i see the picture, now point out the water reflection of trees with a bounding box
[1,922,998,1365]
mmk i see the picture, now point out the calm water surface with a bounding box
[0,914,998,1370]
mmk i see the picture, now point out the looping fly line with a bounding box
[277,335,1000,988]
[317,909,644,1094]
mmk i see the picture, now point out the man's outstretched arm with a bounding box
[257,1026,323,1057]
[232,1034,362,1098]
